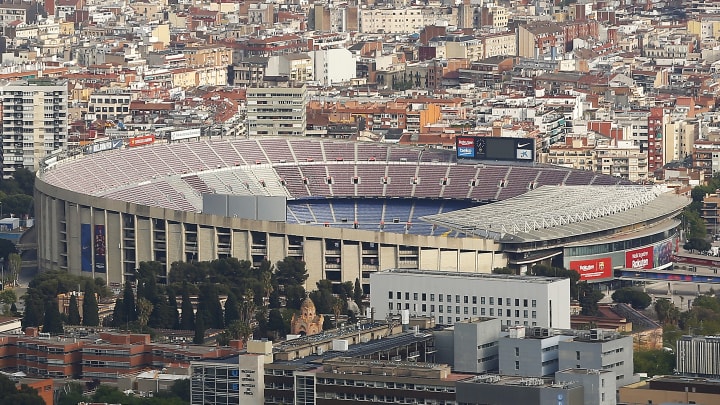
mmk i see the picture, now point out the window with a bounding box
[576,351,581,360]
[498,298,502,305]
[515,310,520,317]
[388,302,393,309]
[422,293,426,301]
[523,299,528,307]
[481,308,486,316]
[455,306,460,314]
[515,347,519,356]
[506,309,511,317]
[439,306,443,313]
[472,296,477,304]
[439,295,443,302]
[489,308,494,316]
[515,299,520,306]
[447,295,451,302]
[472,307,477,315]
[388,291,393,299]
[430,294,435,301]
[455,295,460,303]
[421,304,426,312]
[523,310,528,318]
[447,306,451,313]
[439,316,443,324]
[396,292,401,299]
[430,305,435,312]
[481,297,485,304]
[515,361,519,370]
[464,307,468,315]
[405,292,410,300]
[413,293,418,300]
[396,303,401,310]
[532,300,537,307]
[489,297,494,305]
[532,311,537,319]
[464,296,469,304]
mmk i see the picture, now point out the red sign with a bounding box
[457,137,474,147]
[128,134,155,147]
[569,258,612,281]
[625,246,653,270]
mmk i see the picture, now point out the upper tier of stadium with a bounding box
[39,138,631,212]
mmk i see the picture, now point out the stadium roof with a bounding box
[421,185,689,243]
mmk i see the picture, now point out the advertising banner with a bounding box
[653,239,674,268]
[94,225,106,273]
[81,224,92,272]
[625,246,654,270]
[170,128,201,141]
[569,257,612,281]
[456,137,475,158]
[128,134,155,147]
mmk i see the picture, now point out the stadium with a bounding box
[35,137,689,291]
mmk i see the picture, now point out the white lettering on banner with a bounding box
[578,264,595,272]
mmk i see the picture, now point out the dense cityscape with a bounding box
[2,0,720,404]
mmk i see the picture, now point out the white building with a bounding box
[246,84,307,137]
[0,79,68,178]
[370,269,570,328]
[359,7,425,34]
[311,48,356,86]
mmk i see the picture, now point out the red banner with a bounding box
[128,134,155,147]
[625,246,653,270]
[457,137,474,147]
[569,257,612,281]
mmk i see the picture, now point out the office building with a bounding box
[0,79,68,178]
[498,326,567,377]
[453,317,502,373]
[370,269,571,328]
[190,353,265,405]
[676,335,720,378]
[558,329,636,387]
[620,375,720,404]
[555,368,615,405]
[246,83,307,137]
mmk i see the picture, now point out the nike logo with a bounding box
[518,142,530,148]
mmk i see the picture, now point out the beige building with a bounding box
[184,45,232,68]
[480,32,516,58]
[595,140,648,182]
[543,137,595,171]
[620,376,720,405]
[359,7,425,34]
[664,119,697,163]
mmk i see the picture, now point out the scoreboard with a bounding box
[456,136,535,162]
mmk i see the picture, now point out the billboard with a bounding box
[81,224,92,272]
[128,134,155,147]
[569,257,612,281]
[84,139,123,154]
[170,128,201,141]
[94,225,106,273]
[625,246,654,270]
[455,136,535,162]
[653,239,674,268]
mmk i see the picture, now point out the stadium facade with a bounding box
[35,138,688,290]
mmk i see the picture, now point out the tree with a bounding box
[0,240,17,266]
[309,280,335,315]
[180,287,195,330]
[7,253,20,287]
[22,293,44,328]
[285,285,306,310]
[136,297,153,328]
[111,298,125,327]
[655,299,680,326]
[82,284,99,327]
[578,282,604,316]
[0,289,16,312]
[121,280,136,322]
[197,283,224,329]
[0,374,44,405]
[634,349,675,377]
[1,194,33,217]
[612,288,652,310]
[67,294,81,325]
[224,292,240,325]
[332,297,344,328]
[275,257,309,288]
[166,286,180,329]
[193,316,205,344]
[353,278,363,309]
[169,379,190,402]
[684,237,712,252]
[267,309,287,339]
[492,267,516,274]
[42,300,63,335]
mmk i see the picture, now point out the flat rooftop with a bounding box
[376,269,567,284]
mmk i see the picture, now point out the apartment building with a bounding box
[86,90,133,122]
[676,335,720,377]
[594,140,648,182]
[359,7,425,34]
[0,79,68,178]
[246,83,307,137]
